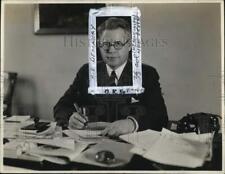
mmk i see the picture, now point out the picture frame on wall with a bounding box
[34,4,105,35]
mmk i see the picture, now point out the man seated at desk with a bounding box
[54,17,168,137]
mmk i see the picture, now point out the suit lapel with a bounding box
[97,62,110,86]
[117,61,132,86]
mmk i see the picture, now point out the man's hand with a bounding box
[68,112,88,129]
[101,119,135,137]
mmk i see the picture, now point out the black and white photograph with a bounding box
[1,0,224,173]
[96,16,133,87]
[88,6,143,95]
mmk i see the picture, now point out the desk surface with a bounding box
[2,119,223,171]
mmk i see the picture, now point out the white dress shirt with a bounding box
[106,61,127,85]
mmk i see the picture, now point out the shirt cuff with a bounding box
[127,116,139,132]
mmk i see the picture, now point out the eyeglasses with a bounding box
[98,40,130,50]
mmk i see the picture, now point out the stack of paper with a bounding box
[4,116,55,139]
[4,115,31,123]
[4,116,31,138]
[4,138,88,165]
[120,128,213,168]
[18,122,57,139]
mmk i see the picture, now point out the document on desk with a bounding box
[4,139,69,164]
[4,138,88,164]
[160,128,213,161]
[26,138,76,150]
[4,115,31,123]
[64,129,103,140]
[120,128,213,168]
[72,129,102,138]
[143,133,210,168]
[4,122,21,138]
[119,129,161,150]
[4,117,33,138]
[29,141,88,162]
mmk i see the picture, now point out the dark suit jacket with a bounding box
[54,61,168,131]
[97,61,132,86]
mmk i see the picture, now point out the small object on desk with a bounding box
[95,150,116,164]
[176,112,221,134]
[3,138,9,144]
[20,117,50,133]
[34,117,40,126]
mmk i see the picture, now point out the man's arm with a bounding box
[131,65,168,131]
[53,64,88,127]
[101,66,168,136]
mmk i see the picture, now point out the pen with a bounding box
[73,103,88,127]
[5,120,21,123]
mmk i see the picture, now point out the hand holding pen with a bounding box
[68,103,89,130]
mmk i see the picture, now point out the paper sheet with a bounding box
[122,128,212,168]
[161,128,213,161]
[4,115,31,123]
[64,129,103,139]
[63,129,108,144]
[4,122,21,138]
[130,146,146,155]
[119,129,161,150]
[4,139,42,161]
[143,134,209,168]
[161,128,213,143]
[26,138,76,150]
[4,120,36,138]
[68,129,102,138]
[29,142,88,161]
[3,139,85,164]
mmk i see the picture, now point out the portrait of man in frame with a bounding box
[96,16,133,87]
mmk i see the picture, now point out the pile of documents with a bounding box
[4,115,31,138]
[4,115,31,123]
[4,138,88,165]
[4,115,54,139]
[120,128,214,168]
[4,116,89,164]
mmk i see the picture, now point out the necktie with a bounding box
[109,71,117,86]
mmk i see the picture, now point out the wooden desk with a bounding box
[3,120,223,171]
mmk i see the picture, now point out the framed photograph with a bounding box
[88,7,144,95]
[34,4,105,35]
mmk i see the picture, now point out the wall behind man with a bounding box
[4,4,88,120]
[137,3,221,119]
[4,3,221,121]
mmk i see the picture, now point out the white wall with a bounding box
[138,3,221,119]
[3,3,221,121]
